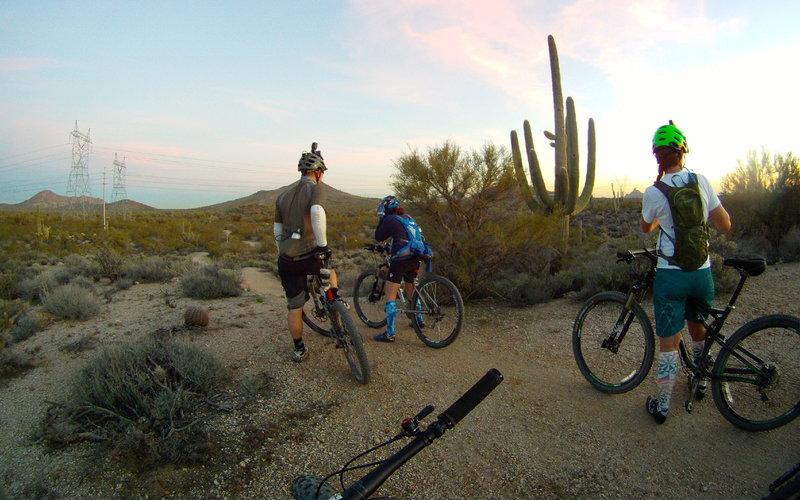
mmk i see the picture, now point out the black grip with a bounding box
[438,368,503,428]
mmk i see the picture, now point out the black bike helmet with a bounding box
[298,142,327,172]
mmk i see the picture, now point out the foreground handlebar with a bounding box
[340,369,503,500]
[439,368,503,428]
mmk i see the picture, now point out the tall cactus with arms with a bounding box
[510,34,596,248]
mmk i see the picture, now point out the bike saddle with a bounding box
[723,257,767,276]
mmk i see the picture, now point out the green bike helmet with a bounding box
[652,120,689,153]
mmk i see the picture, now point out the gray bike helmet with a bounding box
[298,142,327,172]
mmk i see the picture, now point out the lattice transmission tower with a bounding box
[65,121,93,218]
[111,153,128,220]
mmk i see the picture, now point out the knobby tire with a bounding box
[411,275,464,348]
[572,291,655,394]
[330,300,371,384]
[352,269,387,329]
[711,314,800,431]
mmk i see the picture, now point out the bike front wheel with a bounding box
[352,269,387,329]
[712,314,800,431]
[572,291,655,394]
[410,275,464,348]
[330,300,371,384]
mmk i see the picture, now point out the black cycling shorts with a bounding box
[278,255,323,309]
[387,258,420,284]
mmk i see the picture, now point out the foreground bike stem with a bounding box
[340,369,504,500]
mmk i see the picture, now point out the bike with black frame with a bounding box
[300,248,370,384]
[572,248,800,431]
[290,368,503,500]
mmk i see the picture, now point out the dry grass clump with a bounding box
[180,265,242,299]
[37,337,230,467]
[42,283,101,321]
[121,256,177,283]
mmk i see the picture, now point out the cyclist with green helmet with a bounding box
[640,121,731,424]
[274,142,339,362]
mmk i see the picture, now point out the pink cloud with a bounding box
[0,57,63,74]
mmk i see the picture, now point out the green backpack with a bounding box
[654,172,709,271]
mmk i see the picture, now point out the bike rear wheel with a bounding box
[410,275,464,348]
[330,300,371,384]
[302,287,333,337]
[712,314,800,431]
[352,269,387,329]
[572,291,655,394]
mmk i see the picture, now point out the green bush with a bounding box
[42,283,101,320]
[37,337,228,466]
[180,265,242,299]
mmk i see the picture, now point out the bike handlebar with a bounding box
[339,369,503,500]
[617,248,657,264]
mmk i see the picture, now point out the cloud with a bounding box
[0,56,64,74]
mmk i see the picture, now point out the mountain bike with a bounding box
[300,250,370,384]
[351,243,464,348]
[290,368,503,500]
[572,248,800,431]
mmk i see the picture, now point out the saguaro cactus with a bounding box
[510,35,596,248]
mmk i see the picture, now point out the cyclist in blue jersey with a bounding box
[372,196,425,342]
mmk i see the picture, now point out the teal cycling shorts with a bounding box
[652,267,715,338]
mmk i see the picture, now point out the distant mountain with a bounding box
[624,188,644,199]
[0,185,377,212]
[0,190,105,210]
[194,182,380,212]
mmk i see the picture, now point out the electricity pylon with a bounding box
[111,153,128,220]
[65,121,92,219]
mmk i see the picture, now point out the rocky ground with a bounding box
[0,260,798,499]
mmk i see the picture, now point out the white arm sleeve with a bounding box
[310,204,327,247]
[273,222,283,251]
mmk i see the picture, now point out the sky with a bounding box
[1,0,798,209]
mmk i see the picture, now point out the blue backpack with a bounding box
[390,214,432,262]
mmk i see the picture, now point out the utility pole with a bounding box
[65,121,92,219]
[111,153,127,221]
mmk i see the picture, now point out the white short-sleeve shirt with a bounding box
[641,168,721,270]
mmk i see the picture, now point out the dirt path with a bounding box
[0,261,798,499]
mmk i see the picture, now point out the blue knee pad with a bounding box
[385,301,396,335]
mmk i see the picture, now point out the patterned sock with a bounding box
[692,340,704,362]
[656,350,679,413]
[385,301,396,336]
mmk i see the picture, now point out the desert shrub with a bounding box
[778,227,800,263]
[64,254,103,281]
[10,309,49,343]
[115,278,134,290]
[17,272,58,303]
[0,349,35,379]
[92,247,124,281]
[37,337,228,466]
[0,272,21,300]
[122,256,175,283]
[42,283,101,320]
[180,265,242,299]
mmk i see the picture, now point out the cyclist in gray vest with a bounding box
[372,195,424,343]
[274,143,338,362]
[640,122,731,423]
